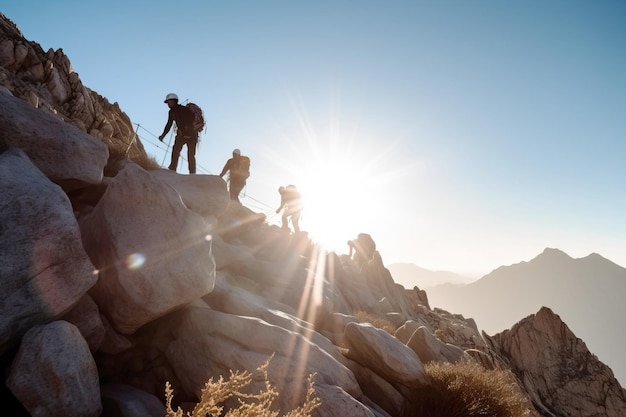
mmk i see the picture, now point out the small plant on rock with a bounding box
[165,355,321,417]
[354,310,397,335]
[413,360,532,417]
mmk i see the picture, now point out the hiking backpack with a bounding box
[239,156,250,179]
[186,102,205,133]
[232,156,251,179]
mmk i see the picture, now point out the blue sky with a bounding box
[4,1,625,276]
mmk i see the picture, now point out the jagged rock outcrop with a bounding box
[1,12,625,417]
[0,13,147,164]
[486,307,626,417]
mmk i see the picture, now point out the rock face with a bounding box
[7,321,102,417]
[486,307,626,417]
[0,90,109,188]
[1,12,625,417]
[0,147,98,355]
[0,13,146,165]
[79,162,217,334]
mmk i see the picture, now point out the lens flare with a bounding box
[125,253,146,270]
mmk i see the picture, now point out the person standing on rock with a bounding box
[276,185,302,233]
[158,93,198,174]
[219,148,250,202]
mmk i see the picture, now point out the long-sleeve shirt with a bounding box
[219,156,250,182]
[161,104,196,137]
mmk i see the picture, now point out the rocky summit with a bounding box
[1,12,625,417]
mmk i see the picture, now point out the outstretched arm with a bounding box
[219,160,230,178]
[158,110,174,141]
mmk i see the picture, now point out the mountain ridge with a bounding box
[426,246,626,386]
[387,262,476,289]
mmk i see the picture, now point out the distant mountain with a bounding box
[426,247,626,386]
[387,262,475,289]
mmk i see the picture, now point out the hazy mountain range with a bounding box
[386,263,476,289]
[391,248,626,386]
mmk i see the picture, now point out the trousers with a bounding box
[169,133,198,174]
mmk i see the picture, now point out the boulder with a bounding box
[406,325,466,364]
[146,305,362,412]
[0,148,97,354]
[344,322,429,389]
[149,169,230,218]
[0,89,108,189]
[7,321,101,417]
[79,162,216,334]
[61,294,105,352]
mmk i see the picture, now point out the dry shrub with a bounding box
[354,310,397,335]
[165,356,321,417]
[106,142,161,172]
[413,361,532,417]
[131,152,161,170]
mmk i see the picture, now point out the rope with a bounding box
[124,124,139,156]
[161,130,174,167]
[131,121,288,224]
[134,123,213,174]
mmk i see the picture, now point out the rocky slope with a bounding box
[0,13,147,166]
[486,307,626,417]
[426,247,626,386]
[1,12,625,417]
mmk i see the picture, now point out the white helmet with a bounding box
[233,148,241,155]
[164,93,178,103]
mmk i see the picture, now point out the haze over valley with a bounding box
[391,248,626,386]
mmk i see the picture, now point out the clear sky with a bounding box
[4,1,625,277]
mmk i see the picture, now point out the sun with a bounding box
[294,160,370,252]
[261,133,398,255]
[254,91,410,255]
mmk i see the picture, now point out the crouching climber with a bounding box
[347,233,376,267]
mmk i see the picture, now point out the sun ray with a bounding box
[261,116,407,254]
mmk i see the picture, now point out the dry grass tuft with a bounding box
[105,143,161,172]
[165,355,321,417]
[354,310,397,335]
[412,361,532,417]
[132,153,161,170]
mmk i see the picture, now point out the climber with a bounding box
[219,148,250,202]
[276,185,302,233]
[347,233,376,267]
[158,93,198,174]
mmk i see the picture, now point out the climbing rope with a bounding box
[131,122,288,227]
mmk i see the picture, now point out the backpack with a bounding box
[232,156,250,179]
[285,185,299,201]
[284,185,302,208]
[186,102,205,133]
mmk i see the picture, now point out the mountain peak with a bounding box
[584,252,608,262]
[533,247,572,262]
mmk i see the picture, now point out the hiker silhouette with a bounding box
[158,93,198,174]
[219,148,250,202]
[347,233,376,267]
[276,185,302,233]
